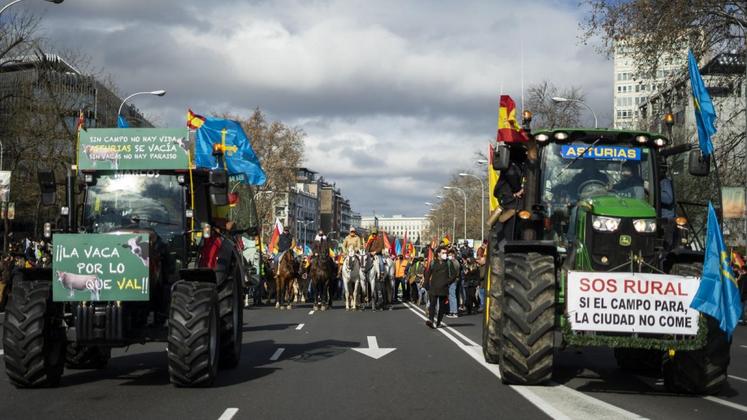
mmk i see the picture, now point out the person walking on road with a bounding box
[394,254,409,303]
[446,248,460,318]
[426,246,458,328]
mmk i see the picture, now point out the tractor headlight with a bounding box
[591,215,621,232]
[633,218,656,233]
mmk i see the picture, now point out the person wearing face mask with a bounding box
[425,247,458,328]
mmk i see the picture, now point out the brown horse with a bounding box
[275,252,297,310]
[309,253,336,311]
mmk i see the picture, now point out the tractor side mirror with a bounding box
[492,144,510,171]
[687,150,710,177]
[209,169,229,206]
[38,170,57,206]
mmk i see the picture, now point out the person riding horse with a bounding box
[365,227,386,272]
[275,226,293,272]
[341,226,364,263]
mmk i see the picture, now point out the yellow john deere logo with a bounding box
[619,235,632,246]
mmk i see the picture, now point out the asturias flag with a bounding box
[194,116,267,185]
[690,202,743,337]
[117,115,129,128]
[687,50,717,156]
[497,95,528,143]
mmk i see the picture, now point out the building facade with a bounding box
[613,45,684,129]
[360,215,429,243]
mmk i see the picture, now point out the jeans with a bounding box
[478,287,486,310]
[394,277,406,302]
[448,282,457,314]
[428,295,449,325]
[418,284,429,307]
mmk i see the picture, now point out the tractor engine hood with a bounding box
[580,195,656,219]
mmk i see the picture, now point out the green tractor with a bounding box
[3,128,254,388]
[482,124,731,395]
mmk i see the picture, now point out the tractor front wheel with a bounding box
[499,252,556,385]
[664,262,729,395]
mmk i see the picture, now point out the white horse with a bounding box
[342,251,364,310]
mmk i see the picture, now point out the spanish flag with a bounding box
[497,95,528,143]
[488,143,500,212]
[187,109,206,130]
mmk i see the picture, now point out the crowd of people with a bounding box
[0,236,53,309]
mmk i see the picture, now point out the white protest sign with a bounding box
[567,271,700,335]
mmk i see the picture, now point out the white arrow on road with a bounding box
[351,336,396,360]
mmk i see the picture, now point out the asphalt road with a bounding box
[1,300,746,420]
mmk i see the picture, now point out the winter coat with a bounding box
[427,259,457,297]
[341,234,364,253]
[278,233,293,253]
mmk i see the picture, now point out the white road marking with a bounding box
[270,348,285,361]
[296,323,305,330]
[403,302,646,420]
[729,374,747,383]
[0,349,3,356]
[218,408,239,420]
[351,336,396,359]
[308,310,315,315]
[740,345,747,349]
[703,396,747,414]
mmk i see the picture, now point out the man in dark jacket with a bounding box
[278,226,293,254]
[426,246,458,328]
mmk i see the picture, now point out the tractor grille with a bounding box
[587,218,656,272]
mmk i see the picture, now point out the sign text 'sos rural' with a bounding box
[566,271,701,335]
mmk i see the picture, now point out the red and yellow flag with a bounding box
[187,109,206,130]
[268,218,283,254]
[497,95,528,143]
[488,144,500,212]
[733,251,745,269]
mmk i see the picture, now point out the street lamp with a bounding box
[436,194,456,240]
[459,173,485,242]
[0,0,63,16]
[444,186,467,242]
[117,89,166,123]
[552,96,598,129]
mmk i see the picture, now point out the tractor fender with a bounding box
[177,268,217,284]
[18,267,52,282]
[503,240,558,259]
[662,248,704,273]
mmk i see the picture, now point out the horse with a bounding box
[364,253,391,311]
[341,251,364,311]
[275,251,297,310]
[309,253,336,311]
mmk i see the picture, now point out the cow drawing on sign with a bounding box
[123,236,149,267]
[172,137,189,154]
[83,145,119,169]
[57,271,102,301]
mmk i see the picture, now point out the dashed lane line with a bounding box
[217,408,239,420]
[703,396,747,414]
[308,310,315,315]
[0,349,3,356]
[296,323,305,330]
[729,375,747,383]
[741,345,747,349]
[270,348,285,361]
[403,302,646,420]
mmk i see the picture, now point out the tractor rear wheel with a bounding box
[168,281,220,387]
[499,252,556,385]
[664,262,729,395]
[65,343,111,369]
[483,241,503,364]
[3,279,65,388]
[216,258,243,368]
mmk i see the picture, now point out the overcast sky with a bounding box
[28,0,612,218]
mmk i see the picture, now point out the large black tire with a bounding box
[613,348,663,372]
[664,262,730,395]
[499,252,556,385]
[216,258,243,368]
[3,279,65,388]
[167,281,220,387]
[483,241,503,364]
[65,343,111,369]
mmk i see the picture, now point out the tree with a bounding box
[525,81,585,128]
[581,1,746,78]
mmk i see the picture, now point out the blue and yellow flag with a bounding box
[194,116,267,185]
[690,202,743,337]
[687,50,717,156]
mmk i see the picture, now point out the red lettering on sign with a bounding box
[624,279,634,293]
[580,278,590,292]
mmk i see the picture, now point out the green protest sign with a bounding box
[52,233,150,302]
[78,128,190,170]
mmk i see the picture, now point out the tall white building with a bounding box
[613,44,684,129]
[360,215,430,242]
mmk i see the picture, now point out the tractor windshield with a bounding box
[83,172,184,239]
[541,142,655,238]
